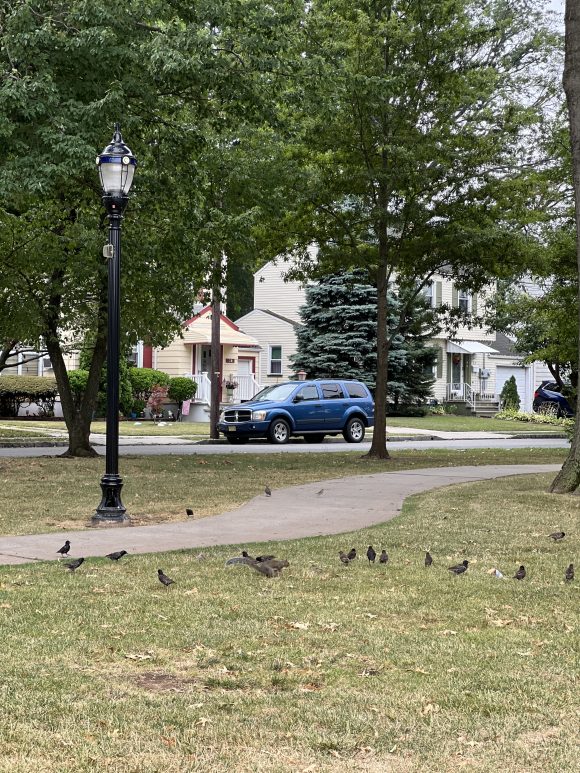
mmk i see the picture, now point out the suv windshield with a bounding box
[251,383,298,402]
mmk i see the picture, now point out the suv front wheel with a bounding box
[268,418,291,444]
[343,416,365,443]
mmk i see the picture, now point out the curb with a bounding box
[0,439,69,448]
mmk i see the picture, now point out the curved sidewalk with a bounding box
[0,464,559,566]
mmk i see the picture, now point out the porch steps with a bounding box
[471,400,500,418]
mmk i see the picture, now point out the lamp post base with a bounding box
[92,474,129,526]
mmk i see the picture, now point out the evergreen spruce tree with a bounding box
[500,376,521,411]
[291,272,437,407]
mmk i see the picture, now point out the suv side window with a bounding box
[345,382,367,399]
[295,385,319,401]
[321,383,344,399]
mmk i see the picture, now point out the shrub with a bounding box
[500,376,521,411]
[168,377,197,406]
[129,368,171,402]
[0,375,58,417]
[429,402,458,415]
[67,369,89,410]
[387,405,427,417]
[496,407,573,437]
[147,384,169,421]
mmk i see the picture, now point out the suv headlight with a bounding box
[219,411,225,423]
[252,410,267,421]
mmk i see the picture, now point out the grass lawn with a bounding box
[0,448,566,536]
[0,427,53,439]
[0,419,210,437]
[0,473,577,771]
[386,415,565,433]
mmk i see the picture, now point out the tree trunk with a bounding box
[0,339,19,372]
[551,0,580,492]
[209,255,222,440]
[43,273,108,458]
[366,248,390,460]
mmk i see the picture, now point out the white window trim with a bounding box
[424,281,435,308]
[268,344,283,376]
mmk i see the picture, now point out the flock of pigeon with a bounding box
[338,531,574,582]
[55,527,573,586]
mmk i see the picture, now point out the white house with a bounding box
[235,261,551,415]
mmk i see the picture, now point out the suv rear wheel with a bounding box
[268,418,291,444]
[343,416,365,443]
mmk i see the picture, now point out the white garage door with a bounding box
[495,366,528,411]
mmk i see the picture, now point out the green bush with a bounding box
[496,407,573,436]
[0,375,58,417]
[168,377,197,407]
[128,368,171,402]
[387,405,427,417]
[67,369,89,410]
[429,402,458,415]
[500,376,521,411]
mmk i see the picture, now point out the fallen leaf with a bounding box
[439,629,458,636]
[0,603,12,609]
[196,717,212,727]
[289,622,309,630]
[123,652,153,661]
[184,588,199,595]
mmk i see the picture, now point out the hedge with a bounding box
[0,375,59,417]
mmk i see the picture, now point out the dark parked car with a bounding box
[533,381,574,417]
[218,379,375,444]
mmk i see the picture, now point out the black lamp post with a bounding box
[92,124,137,525]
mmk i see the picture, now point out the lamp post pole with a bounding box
[92,124,136,525]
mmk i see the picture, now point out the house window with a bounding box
[269,345,282,375]
[423,282,434,307]
[458,290,470,312]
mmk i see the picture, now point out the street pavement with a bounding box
[0,464,560,566]
[0,436,569,457]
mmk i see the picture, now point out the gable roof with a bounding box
[181,306,259,347]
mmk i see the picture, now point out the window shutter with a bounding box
[452,285,459,307]
[437,348,443,378]
[435,281,442,306]
[472,293,478,315]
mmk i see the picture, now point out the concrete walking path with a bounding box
[0,464,559,566]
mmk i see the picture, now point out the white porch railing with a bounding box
[184,372,262,405]
[230,373,262,402]
[446,382,474,407]
[184,373,212,404]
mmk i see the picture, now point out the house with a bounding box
[150,305,261,421]
[234,262,551,415]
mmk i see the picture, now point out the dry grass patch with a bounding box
[0,447,566,535]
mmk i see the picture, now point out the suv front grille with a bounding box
[223,409,252,423]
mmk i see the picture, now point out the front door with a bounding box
[292,384,324,430]
[320,382,347,428]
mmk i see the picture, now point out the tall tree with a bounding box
[291,271,437,405]
[283,0,557,459]
[550,0,580,493]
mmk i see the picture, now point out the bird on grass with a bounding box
[347,548,357,561]
[379,550,388,565]
[256,554,276,562]
[549,531,566,541]
[241,550,254,560]
[448,560,469,575]
[157,569,175,587]
[366,546,376,564]
[106,550,127,562]
[251,562,279,578]
[64,557,84,572]
[425,551,433,567]
[186,508,194,517]
[513,565,526,581]
[57,540,71,558]
[565,563,574,581]
[264,485,272,497]
[339,551,351,565]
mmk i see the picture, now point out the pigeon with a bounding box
[425,551,433,567]
[186,508,194,517]
[448,560,469,575]
[106,550,127,561]
[64,557,84,572]
[565,563,574,581]
[549,531,566,541]
[261,558,290,571]
[241,550,255,560]
[347,548,357,561]
[379,550,388,564]
[57,540,71,557]
[513,565,526,580]
[256,555,276,562]
[366,546,376,564]
[226,556,256,567]
[339,551,351,565]
[264,485,272,497]
[157,569,175,587]
[316,489,324,496]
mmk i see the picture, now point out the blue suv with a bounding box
[218,379,375,444]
